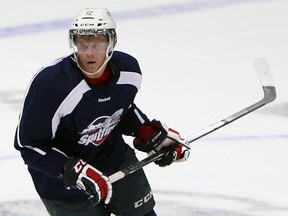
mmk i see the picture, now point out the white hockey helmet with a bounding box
[69,8,117,75]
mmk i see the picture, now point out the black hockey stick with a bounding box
[109,58,276,184]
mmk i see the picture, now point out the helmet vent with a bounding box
[82,17,94,19]
[98,23,107,27]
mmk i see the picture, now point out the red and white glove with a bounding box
[133,119,190,167]
[63,158,112,205]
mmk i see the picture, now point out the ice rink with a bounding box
[1,0,288,215]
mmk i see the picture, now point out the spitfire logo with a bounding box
[78,109,123,146]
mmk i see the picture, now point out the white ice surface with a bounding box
[0,0,288,215]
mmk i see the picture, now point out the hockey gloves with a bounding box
[63,158,112,206]
[134,119,190,167]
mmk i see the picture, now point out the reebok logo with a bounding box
[98,97,111,102]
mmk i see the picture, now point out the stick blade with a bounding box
[254,58,276,103]
[254,58,275,87]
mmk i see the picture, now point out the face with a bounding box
[74,35,109,77]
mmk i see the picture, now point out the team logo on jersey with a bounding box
[78,109,123,146]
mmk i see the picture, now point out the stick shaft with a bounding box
[185,86,276,145]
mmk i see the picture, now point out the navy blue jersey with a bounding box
[14,51,149,201]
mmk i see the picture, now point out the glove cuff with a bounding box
[133,120,168,152]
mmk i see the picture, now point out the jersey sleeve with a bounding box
[118,103,150,136]
[14,74,69,178]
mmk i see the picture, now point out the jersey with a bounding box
[14,51,150,201]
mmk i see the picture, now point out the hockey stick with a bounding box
[184,58,276,145]
[109,58,276,183]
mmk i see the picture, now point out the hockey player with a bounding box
[14,8,189,216]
